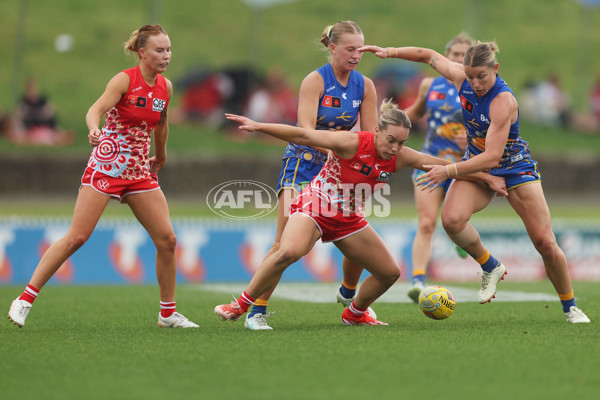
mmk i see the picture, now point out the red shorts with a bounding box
[80,167,160,203]
[289,190,369,242]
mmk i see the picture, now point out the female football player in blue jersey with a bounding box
[244,21,379,330]
[403,33,473,303]
[360,41,589,323]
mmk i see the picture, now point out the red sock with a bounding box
[19,284,39,304]
[237,291,256,313]
[349,301,367,317]
[160,301,176,318]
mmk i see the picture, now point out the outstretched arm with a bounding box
[360,45,467,89]
[226,113,359,158]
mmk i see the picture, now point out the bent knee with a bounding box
[273,246,304,266]
[532,235,560,257]
[156,232,177,253]
[441,212,468,234]
[381,265,401,283]
[65,234,90,251]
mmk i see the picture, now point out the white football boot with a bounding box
[244,312,275,330]
[158,312,199,328]
[8,298,32,328]
[564,306,590,324]
[478,263,507,304]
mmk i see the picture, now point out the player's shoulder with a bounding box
[300,70,324,90]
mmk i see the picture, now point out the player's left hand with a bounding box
[486,175,508,197]
[149,156,166,174]
[415,164,448,191]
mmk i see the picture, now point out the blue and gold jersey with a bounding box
[282,63,365,163]
[314,63,364,131]
[459,75,533,173]
[422,77,465,162]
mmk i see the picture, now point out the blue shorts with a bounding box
[275,157,323,194]
[412,168,453,192]
[491,160,541,191]
[275,143,328,194]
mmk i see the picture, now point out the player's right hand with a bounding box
[88,128,102,147]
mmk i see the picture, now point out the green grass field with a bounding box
[1,281,597,400]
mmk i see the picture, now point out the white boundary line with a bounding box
[197,282,558,303]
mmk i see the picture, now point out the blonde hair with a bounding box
[123,24,167,58]
[464,40,499,68]
[445,32,474,54]
[320,21,362,48]
[377,98,411,131]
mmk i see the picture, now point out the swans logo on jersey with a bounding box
[135,97,147,108]
[322,95,342,108]
[152,98,166,112]
[460,95,473,113]
[207,180,278,220]
[429,91,446,101]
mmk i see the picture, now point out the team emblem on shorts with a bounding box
[97,179,110,190]
[303,152,314,161]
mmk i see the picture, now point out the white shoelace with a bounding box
[250,312,275,327]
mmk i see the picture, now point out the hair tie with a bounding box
[327,25,333,38]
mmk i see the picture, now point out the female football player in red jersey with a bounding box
[359,41,589,323]
[8,25,199,329]
[244,21,379,330]
[215,99,507,326]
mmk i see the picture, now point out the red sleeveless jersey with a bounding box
[309,131,396,216]
[88,66,169,180]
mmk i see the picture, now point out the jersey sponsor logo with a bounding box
[322,95,342,108]
[152,98,167,112]
[429,91,446,101]
[342,93,347,100]
[460,95,473,113]
[353,100,361,108]
[325,85,336,93]
[131,86,143,93]
[480,114,491,124]
[135,97,147,108]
